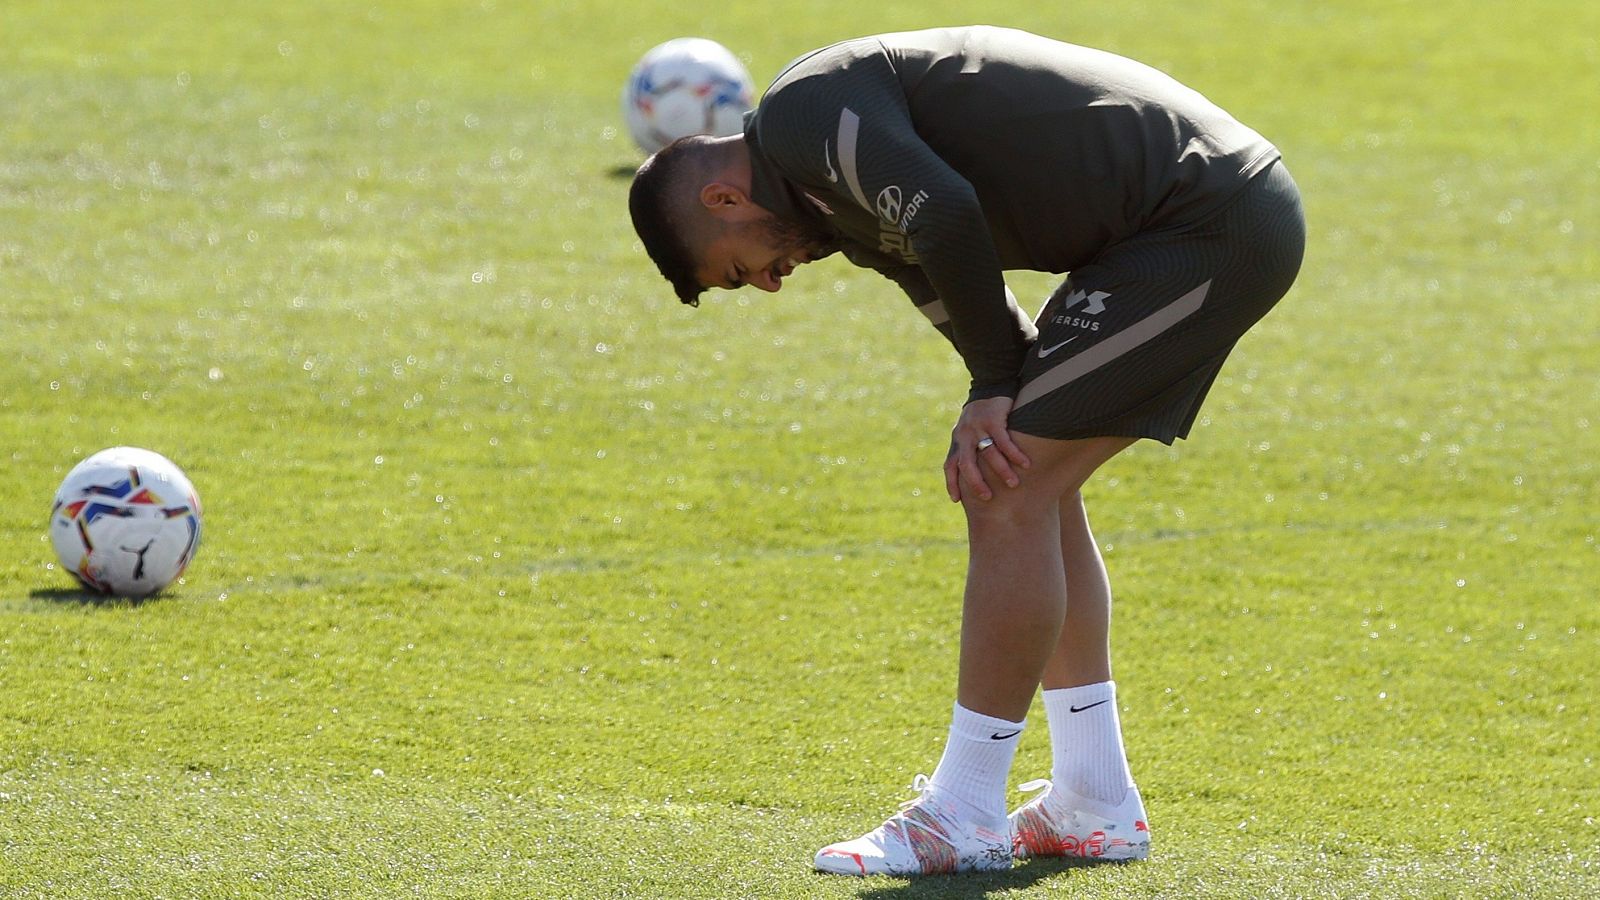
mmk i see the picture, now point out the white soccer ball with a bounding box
[49,447,203,597]
[622,37,755,155]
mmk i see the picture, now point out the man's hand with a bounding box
[944,396,1032,502]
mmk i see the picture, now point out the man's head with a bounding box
[629,134,828,306]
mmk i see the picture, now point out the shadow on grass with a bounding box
[608,163,638,179]
[848,857,1130,899]
[28,586,159,607]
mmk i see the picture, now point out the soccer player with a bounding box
[628,26,1305,876]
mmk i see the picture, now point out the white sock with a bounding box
[927,702,1025,820]
[1043,681,1135,805]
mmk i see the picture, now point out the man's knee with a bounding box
[960,480,1059,532]
[1009,434,1134,499]
[960,434,1131,526]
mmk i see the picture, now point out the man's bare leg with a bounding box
[1009,462,1150,862]
[955,435,1133,720]
[1042,489,1116,690]
[816,433,1137,877]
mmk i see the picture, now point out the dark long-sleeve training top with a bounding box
[744,26,1280,401]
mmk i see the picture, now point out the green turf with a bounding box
[2,1,1597,897]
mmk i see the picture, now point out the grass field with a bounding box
[2,1,1597,897]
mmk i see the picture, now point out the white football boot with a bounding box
[814,775,1012,877]
[1009,779,1151,861]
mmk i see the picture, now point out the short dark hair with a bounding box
[628,137,711,307]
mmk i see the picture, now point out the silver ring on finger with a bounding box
[976,437,996,452]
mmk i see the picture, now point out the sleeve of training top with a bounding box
[845,251,1039,360]
[872,262,957,346]
[835,247,954,345]
[755,45,1033,402]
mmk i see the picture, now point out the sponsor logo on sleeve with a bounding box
[876,185,902,222]
[875,185,930,232]
[874,184,930,261]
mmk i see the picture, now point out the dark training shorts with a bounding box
[1008,160,1306,444]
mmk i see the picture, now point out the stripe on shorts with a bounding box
[1014,279,1212,410]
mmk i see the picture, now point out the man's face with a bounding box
[695,212,828,294]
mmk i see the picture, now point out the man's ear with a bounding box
[699,181,750,213]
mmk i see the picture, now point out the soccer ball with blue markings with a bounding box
[49,447,202,597]
[622,37,755,154]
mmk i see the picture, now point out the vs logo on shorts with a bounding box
[1062,289,1110,315]
[1049,289,1110,332]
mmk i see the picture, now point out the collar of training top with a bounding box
[742,124,833,240]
